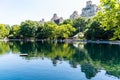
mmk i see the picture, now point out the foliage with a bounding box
[35,24,44,39]
[5,20,76,39]
[0,24,10,39]
[62,19,73,25]
[72,17,86,32]
[42,22,57,39]
[84,19,113,40]
[97,0,120,40]
[10,25,21,38]
[57,24,76,39]
[20,20,39,38]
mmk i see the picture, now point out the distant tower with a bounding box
[51,13,59,22]
[40,18,45,24]
[81,0,99,18]
[51,13,64,24]
[59,17,64,23]
[86,0,92,7]
[70,11,79,20]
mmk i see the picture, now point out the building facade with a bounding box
[51,13,63,24]
[81,0,98,18]
[70,11,79,20]
[40,19,45,24]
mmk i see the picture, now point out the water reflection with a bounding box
[81,63,98,79]
[0,41,120,79]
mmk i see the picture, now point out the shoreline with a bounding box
[0,39,120,45]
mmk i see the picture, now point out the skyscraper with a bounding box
[70,11,79,20]
[81,0,98,18]
[51,13,63,24]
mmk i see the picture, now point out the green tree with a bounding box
[10,25,21,38]
[62,19,73,25]
[0,24,10,39]
[35,24,44,39]
[84,20,113,40]
[58,24,76,39]
[85,20,104,40]
[20,20,39,39]
[97,0,120,40]
[42,22,57,39]
[73,17,86,32]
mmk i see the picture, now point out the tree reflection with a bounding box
[0,41,120,79]
[81,63,98,79]
[0,42,10,55]
[83,43,120,78]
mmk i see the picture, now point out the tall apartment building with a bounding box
[51,13,63,24]
[40,19,45,24]
[81,0,98,18]
[70,11,79,20]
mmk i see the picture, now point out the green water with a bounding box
[0,41,120,80]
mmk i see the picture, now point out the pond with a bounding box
[0,41,120,80]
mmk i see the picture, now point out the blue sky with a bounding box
[0,0,99,25]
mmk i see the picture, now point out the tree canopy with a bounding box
[6,20,76,39]
[0,24,10,39]
[97,0,120,40]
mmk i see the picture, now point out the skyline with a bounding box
[0,0,100,25]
